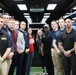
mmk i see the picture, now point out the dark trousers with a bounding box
[39,53,45,69]
[21,52,28,75]
[62,53,76,75]
[44,50,54,75]
[8,53,17,75]
[16,53,24,75]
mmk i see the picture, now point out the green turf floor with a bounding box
[30,67,42,75]
[14,67,46,75]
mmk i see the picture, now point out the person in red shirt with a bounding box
[26,28,34,75]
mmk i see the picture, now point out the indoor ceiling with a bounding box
[0,0,76,24]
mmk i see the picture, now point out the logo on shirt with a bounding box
[29,39,34,44]
[1,37,7,40]
[43,35,45,38]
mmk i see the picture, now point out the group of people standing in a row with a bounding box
[0,12,76,75]
[36,18,76,75]
[0,12,35,75]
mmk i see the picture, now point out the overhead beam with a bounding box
[66,0,76,12]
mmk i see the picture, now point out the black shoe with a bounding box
[43,70,45,73]
[42,69,45,73]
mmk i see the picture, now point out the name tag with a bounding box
[1,37,7,40]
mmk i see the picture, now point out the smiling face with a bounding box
[58,18,65,28]
[37,29,43,37]
[51,21,58,30]
[65,18,72,29]
[28,28,32,35]
[44,27,49,32]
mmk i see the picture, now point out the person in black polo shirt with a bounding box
[41,24,54,75]
[0,16,11,75]
[58,18,76,75]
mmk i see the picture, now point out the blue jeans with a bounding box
[26,52,34,75]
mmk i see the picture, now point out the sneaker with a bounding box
[41,72,45,75]
[45,73,48,75]
[41,72,48,75]
[42,69,45,73]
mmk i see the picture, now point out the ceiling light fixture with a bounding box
[24,16,30,18]
[72,20,75,23]
[73,17,76,20]
[47,4,57,10]
[44,13,51,15]
[63,15,68,18]
[65,13,71,15]
[41,18,47,23]
[26,18,32,24]
[73,7,76,10]
[0,8,2,10]
[17,4,27,10]
[30,8,44,12]
[44,16,50,18]
[14,0,24,1]
[23,13,29,15]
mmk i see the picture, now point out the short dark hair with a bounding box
[51,20,57,24]
[59,17,64,21]
[2,12,9,16]
[9,17,15,21]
